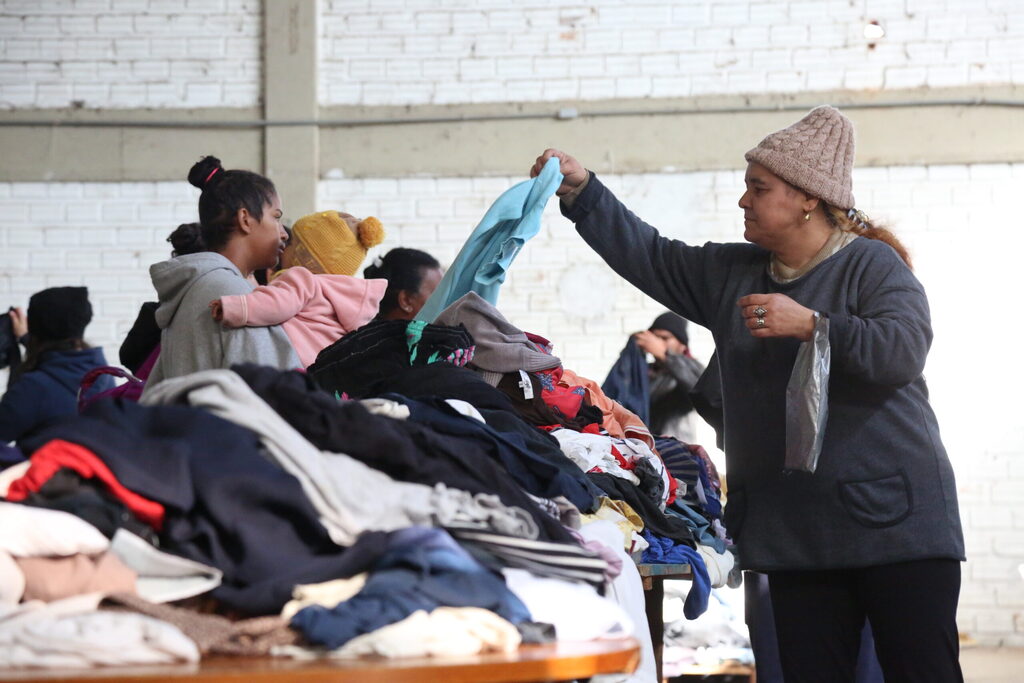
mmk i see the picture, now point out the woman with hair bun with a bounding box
[144,156,300,389]
[363,248,442,320]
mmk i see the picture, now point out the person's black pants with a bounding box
[767,559,963,683]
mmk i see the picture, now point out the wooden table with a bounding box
[0,639,640,683]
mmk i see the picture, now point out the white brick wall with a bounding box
[320,0,1024,106]
[321,161,1024,643]
[0,0,261,109]
[0,181,198,360]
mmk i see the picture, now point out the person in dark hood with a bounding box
[0,287,114,443]
[634,312,706,444]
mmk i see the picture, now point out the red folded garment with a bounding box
[6,439,165,531]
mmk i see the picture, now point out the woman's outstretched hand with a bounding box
[531,149,589,196]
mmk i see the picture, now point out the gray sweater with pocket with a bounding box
[564,174,964,571]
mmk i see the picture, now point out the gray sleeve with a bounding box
[826,254,933,387]
[661,352,705,391]
[182,271,299,373]
[562,174,732,329]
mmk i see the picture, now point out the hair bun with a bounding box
[167,222,206,256]
[187,155,224,190]
[356,216,385,248]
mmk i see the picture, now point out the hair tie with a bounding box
[846,208,868,231]
[373,255,384,268]
[204,167,222,186]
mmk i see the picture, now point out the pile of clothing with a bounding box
[0,291,732,674]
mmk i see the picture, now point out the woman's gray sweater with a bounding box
[564,174,963,571]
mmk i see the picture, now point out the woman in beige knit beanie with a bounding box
[532,106,963,681]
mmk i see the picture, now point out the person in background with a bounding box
[363,248,443,320]
[210,210,388,368]
[532,104,963,680]
[0,287,114,443]
[144,155,300,389]
[634,312,706,445]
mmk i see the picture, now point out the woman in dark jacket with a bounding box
[532,105,963,681]
[0,287,114,443]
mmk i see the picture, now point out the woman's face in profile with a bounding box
[398,266,443,319]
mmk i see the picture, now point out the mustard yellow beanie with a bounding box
[286,211,385,276]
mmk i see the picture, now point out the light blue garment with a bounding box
[417,157,563,322]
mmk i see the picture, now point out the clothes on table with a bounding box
[290,527,531,650]
[308,318,475,398]
[0,593,199,669]
[588,473,694,547]
[17,552,137,603]
[330,607,521,659]
[142,369,540,547]
[433,292,561,383]
[640,530,711,620]
[21,397,359,615]
[102,592,299,657]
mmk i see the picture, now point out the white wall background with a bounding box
[2,0,1024,646]
[0,0,261,109]
[320,0,1024,105]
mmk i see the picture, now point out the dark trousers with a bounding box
[767,559,963,683]
[746,571,882,683]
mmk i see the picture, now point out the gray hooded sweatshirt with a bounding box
[145,253,299,392]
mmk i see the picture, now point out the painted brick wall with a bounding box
[0,0,261,109]
[320,0,1024,106]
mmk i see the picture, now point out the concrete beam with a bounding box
[1,86,1022,182]
[263,0,319,216]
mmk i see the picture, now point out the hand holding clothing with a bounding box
[529,149,588,197]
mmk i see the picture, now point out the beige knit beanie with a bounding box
[744,105,856,210]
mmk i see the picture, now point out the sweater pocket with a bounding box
[838,470,913,528]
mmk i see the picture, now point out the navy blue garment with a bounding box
[0,348,114,443]
[641,529,711,619]
[666,500,725,553]
[291,527,531,649]
[0,444,24,466]
[391,394,599,515]
[601,337,650,424]
[21,398,366,615]
[232,364,579,543]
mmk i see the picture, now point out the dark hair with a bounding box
[166,222,206,256]
[363,248,441,316]
[185,155,278,252]
[16,338,88,380]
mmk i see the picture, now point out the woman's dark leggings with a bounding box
[767,558,963,683]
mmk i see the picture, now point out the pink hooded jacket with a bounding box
[219,267,387,368]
